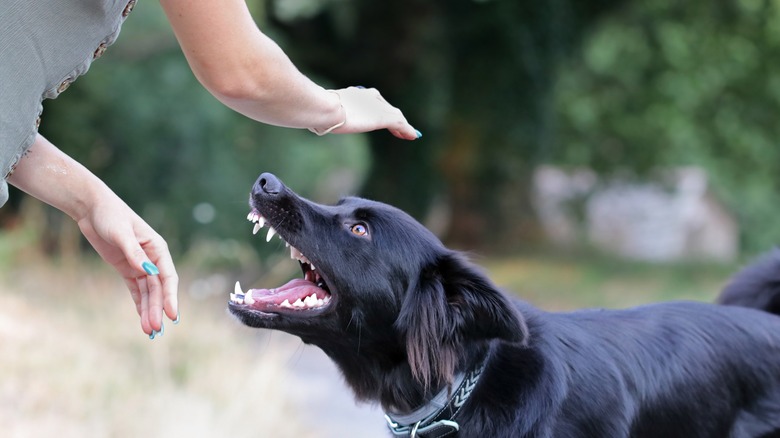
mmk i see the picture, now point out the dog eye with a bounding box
[350,223,368,236]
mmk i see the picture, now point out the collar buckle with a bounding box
[386,417,459,438]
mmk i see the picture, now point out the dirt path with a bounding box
[274,333,389,438]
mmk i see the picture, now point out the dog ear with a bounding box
[396,252,528,390]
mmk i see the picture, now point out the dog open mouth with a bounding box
[228,208,332,314]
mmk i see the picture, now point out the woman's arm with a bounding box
[7,135,178,336]
[159,0,420,139]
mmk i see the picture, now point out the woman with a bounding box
[0,0,420,338]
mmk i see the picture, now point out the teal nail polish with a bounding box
[142,261,159,276]
[149,330,156,340]
[173,312,180,325]
[415,129,422,139]
[158,322,165,337]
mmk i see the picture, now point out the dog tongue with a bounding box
[248,278,327,306]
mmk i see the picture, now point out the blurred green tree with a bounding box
[13,0,780,261]
[553,0,780,252]
[270,0,780,254]
[266,0,625,250]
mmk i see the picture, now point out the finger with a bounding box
[158,257,180,323]
[147,273,164,332]
[116,228,180,327]
[123,277,143,318]
[137,276,152,335]
[116,232,159,278]
[388,114,421,140]
[390,126,422,141]
[142,238,179,322]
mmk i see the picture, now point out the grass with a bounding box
[0,227,743,437]
[482,251,738,311]
[0,252,313,438]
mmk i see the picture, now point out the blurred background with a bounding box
[1,0,779,436]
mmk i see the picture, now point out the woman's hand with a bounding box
[76,193,179,336]
[8,135,179,337]
[328,87,421,140]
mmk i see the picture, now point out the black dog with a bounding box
[229,173,780,437]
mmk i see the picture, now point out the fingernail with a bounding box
[142,261,159,276]
[158,322,165,337]
[355,85,365,89]
[149,330,157,340]
[415,129,423,139]
[173,311,180,325]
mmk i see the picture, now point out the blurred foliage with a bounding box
[553,0,780,252]
[274,0,779,253]
[268,0,625,249]
[5,0,780,260]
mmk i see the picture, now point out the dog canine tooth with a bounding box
[244,292,255,305]
[266,227,277,242]
[235,281,243,295]
[252,222,262,235]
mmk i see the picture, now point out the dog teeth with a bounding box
[290,246,316,269]
[244,291,255,305]
[230,281,248,304]
[291,247,302,260]
[266,227,277,242]
[281,299,292,308]
[248,211,266,236]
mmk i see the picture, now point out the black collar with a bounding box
[384,360,486,438]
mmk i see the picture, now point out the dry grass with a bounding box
[0,254,314,438]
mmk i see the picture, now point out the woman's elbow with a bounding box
[196,65,269,103]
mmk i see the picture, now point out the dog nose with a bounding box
[255,172,282,195]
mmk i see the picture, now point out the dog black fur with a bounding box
[230,173,780,438]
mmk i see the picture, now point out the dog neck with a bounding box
[383,358,487,437]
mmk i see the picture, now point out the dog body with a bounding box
[230,173,780,437]
[504,302,780,437]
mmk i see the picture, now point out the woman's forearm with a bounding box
[7,134,104,222]
[159,0,345,132]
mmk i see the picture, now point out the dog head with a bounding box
[229,173,528,406]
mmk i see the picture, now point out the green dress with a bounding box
[0,0,137,206]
